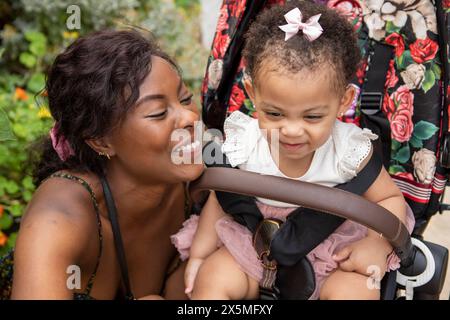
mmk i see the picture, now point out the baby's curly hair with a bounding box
[243,0,361,93]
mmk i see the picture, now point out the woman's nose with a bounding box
[175,104,199,130]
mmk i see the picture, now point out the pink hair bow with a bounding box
[278,8,323,42]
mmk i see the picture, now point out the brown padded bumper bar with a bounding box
[189,167,411,252]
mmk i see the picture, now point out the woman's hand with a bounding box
[184,257,204,298]
[332,235,392,278]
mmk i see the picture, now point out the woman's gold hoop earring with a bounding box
[99,152,111,160]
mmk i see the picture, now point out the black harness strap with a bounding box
[359,41,394,168]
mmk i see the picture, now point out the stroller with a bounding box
[192,0,449,300]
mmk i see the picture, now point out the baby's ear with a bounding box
[338,84,358,116]
[243,78,256,105]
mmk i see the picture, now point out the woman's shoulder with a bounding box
[221,111,262,167]
[21,171,101,245]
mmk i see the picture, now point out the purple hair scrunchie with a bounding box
[50,124,75,162]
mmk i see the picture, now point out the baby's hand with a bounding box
[184,257,204,298]
[332,236,392,277]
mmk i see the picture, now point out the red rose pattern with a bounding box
[389,85,414,142]
[212,32,230,59]
[385,59,398,88]
[394,172,415,180]
[385,33,405,57]
[409,38,439,64]
[216,5,229,34]
[229,84,246,112]
[327,0,363,31]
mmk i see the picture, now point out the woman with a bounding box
[8,29,203,299]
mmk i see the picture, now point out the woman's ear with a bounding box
[85,137,116,158]
[338,84,357,117]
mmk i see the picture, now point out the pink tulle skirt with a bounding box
[171,202,415,300]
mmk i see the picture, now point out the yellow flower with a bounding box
[38,106,52,119]
[63,31,79,39]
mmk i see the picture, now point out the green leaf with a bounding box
[393,145,410,163]
[4,180,19,195]
[395,50,413,70]
[389,165,406,174]
[413,120,439,140]
[409,135,423,148]
[385,21,401,34]
[24,31,46,45]
[7,232,18,249]
[421,69,436,93]
[431,63,442,80]
[23,190,33,202]
[0,108,15,141]
[19,52,36,68]
[22,176,35,191]
[10,203,23,217]
[0,214,13,230]
[27,72,46,93]
[392,139,401,151]
[29,41,47,57]
[244,99,255,112]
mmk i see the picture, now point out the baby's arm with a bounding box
[334,148,406,275]
[361,148,406,244]
[185,191,226,295]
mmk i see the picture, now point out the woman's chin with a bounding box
[177,162,205,182]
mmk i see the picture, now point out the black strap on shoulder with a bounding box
[205,142,383,266]
[100,176,134,300]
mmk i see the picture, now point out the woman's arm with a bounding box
[11,207,91,299]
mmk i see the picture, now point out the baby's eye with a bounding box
[266,111,282,117]
[305,115,323,120]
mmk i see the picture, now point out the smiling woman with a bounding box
[0,29,204,300]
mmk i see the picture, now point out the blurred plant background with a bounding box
[0,0,208,255]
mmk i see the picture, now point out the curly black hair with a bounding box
[243,0,361,93]
[33,29,179,184]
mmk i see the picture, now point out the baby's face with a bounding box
[248,67,351,164]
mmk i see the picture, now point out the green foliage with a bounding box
[0,0,208,252]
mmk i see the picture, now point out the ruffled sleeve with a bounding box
[221,111,260,167]
[333,121,379,181]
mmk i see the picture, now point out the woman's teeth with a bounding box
[175,140,201,153]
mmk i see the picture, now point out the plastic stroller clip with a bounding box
[396,238,436,300]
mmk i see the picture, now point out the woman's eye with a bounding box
[180,94,193,105]
[147,110,167,119]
